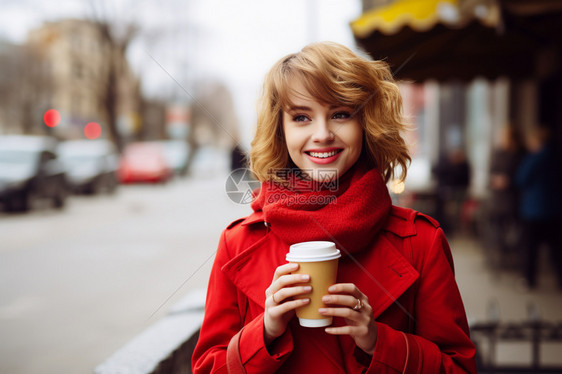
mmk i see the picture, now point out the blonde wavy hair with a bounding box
[250,41,410,183]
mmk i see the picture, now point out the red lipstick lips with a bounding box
[304,148,343,164]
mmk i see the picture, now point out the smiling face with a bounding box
[282,79,363,182]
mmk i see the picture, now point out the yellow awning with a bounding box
[351,0,559,82]
[351,0,475,38]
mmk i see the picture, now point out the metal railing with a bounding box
[471,302,562,373]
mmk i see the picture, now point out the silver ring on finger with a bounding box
[353,298,363,311]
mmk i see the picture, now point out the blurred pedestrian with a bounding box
[230,144,247,171]
[515,126,562,289]
[432,148,471,234]
[487,126,524,267]
[192,42,476,373]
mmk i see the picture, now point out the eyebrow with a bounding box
[287,106,311,112]
[286,104,347,112]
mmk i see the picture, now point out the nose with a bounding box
[311,120,333,143]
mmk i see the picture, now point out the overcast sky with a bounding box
[0,0,362,146]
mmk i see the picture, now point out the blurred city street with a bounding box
[1,171,561,373]
[0,172,249,374]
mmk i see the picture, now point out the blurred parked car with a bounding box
[58,139,119,194]
[119,142,172,184]
[0,135,68,212]
[156,140,189,177]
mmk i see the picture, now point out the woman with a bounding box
[192,42,476,373]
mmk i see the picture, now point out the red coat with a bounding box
[192,206,477,373]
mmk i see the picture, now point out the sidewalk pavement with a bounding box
[449,233,562,367]
[450,234,562,322]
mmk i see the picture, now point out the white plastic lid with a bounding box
[298,317,332,328]
[286,241,341,262]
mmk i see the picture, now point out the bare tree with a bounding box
[87,1,139,151]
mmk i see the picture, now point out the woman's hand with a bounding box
[264,263,312,345]
[319,283,378,355]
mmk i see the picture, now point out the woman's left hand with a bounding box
[319,283,378,355]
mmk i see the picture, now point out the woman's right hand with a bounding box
[264,263,311,345]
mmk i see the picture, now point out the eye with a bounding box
[332,111,352,120]
[293,114,310,122]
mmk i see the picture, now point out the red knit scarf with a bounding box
[251,161,392,255]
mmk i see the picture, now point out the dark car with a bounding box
[0,135,68,212]
[58,139,119,194]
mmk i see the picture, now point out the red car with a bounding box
[119,142,172,183]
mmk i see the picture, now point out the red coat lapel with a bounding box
[221,230,288,308]
[338,234,419,320]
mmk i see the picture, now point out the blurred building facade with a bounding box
[4,19,141,140]
[0,39,53,135]
[0,40,23,134]
[189,80,239,150]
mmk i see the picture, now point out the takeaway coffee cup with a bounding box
[286,241,341,328]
